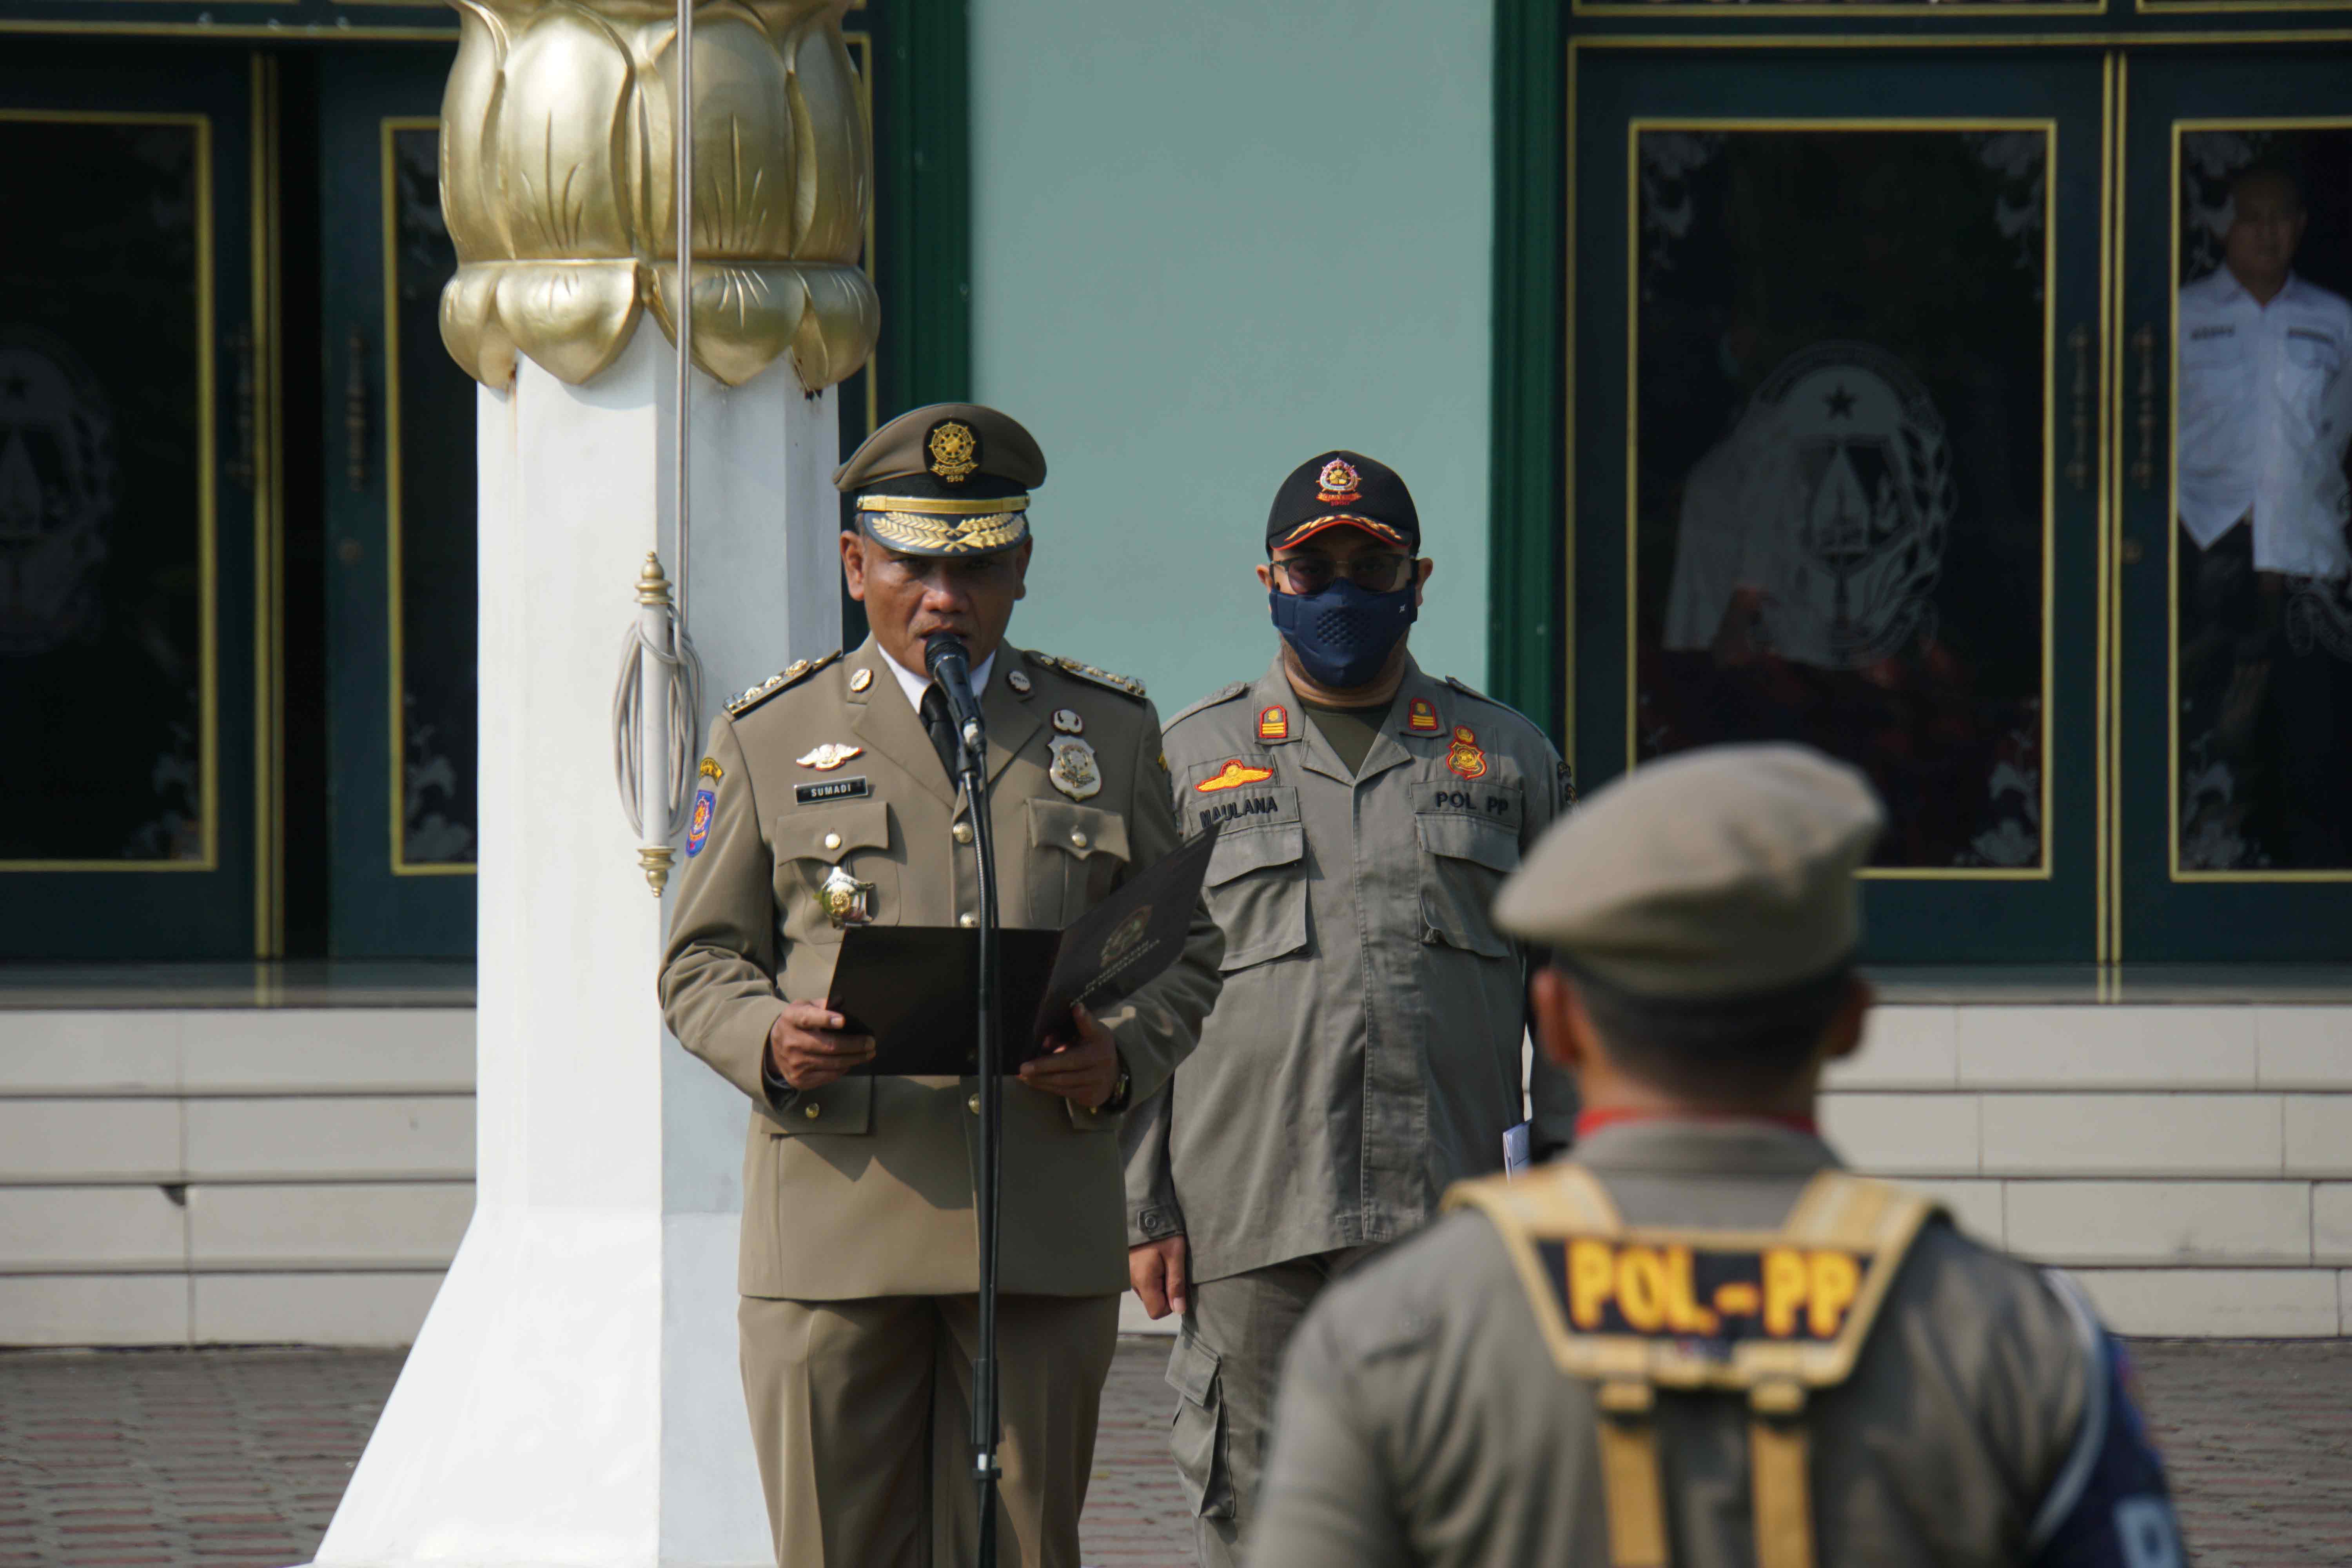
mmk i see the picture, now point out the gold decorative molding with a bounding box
[437,0,878,392]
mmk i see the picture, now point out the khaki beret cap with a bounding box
[834,402,1048,557]
[1494,744,1884,999]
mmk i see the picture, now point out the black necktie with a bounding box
[919,683,961,784]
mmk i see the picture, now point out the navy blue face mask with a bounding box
[1269,579,1418,690]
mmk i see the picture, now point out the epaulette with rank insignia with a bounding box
[725,650,841,717]
[1025,651,1147,700]
[1164,680,1250,729]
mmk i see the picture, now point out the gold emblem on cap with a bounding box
[928,420,978,483]
[1316,459,1361,503]
[797,743,864,771]
[1048,736,1102,800]
[1052,708,1084,735]
[848,667,873,693]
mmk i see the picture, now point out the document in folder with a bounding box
[827,822,1222,1076]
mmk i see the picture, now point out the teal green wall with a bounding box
[969,0,1495,717]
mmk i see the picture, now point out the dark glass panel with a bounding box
[1633,128,2050,870]
[0,118,206,862]
[2174,128,2352,873]
[390,124,477,868]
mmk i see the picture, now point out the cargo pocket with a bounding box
[1415,811,1519,958]
[1202,822,1309,973]
[773,800,898,947]
[1166,1332,1237,1519]
[1025,799,1132,927]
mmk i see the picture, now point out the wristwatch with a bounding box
[1098,1062,1132,1115]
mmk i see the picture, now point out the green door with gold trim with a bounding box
[2116,51,2352,960]
[1569,51,2112,962]
[0,47,263,959]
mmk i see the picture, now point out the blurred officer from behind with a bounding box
[1249,744,2183,1568]
[1126,449,1575,1568]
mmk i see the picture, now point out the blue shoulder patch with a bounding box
[2027,1273,2185,1568]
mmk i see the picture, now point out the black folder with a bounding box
[828,822,1222,1076]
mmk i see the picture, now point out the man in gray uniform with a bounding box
[1125,450,1577,1566]
[1249,744,2183,1568]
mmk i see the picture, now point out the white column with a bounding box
[310,322,837,1568]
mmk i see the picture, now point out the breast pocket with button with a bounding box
[1024,799,1131,927]
[773,800,898,946]
[1201,793,1309,973]
[1416,806,1521,958]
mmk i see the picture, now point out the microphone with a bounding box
[924,632,987,763]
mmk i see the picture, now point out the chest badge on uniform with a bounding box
[1405,698,1442,734]
[1048,735,1102,800]
[1008,669,1033,695]
[1195,759,1275,792]
[1257,705,1289,742]
[796,743,864,771]
[818,865,875,928]
[848,667,873,694]
[1052,708,1085,735]
[1446,725,1489,780]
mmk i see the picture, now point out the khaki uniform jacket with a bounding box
[1125,655,1577,1283]
[658,637,1224,1301]
[1247,1121,2094,1568]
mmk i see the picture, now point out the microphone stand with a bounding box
[956,714,1005,1568]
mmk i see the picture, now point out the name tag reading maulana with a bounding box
[1534,1236,1868,1344]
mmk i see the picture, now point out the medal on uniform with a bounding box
[1007,670,1033,695]
[1052,708,1085,735]
[1047,735,1102,800]
[818,864,875,927]
[1446,724,1489,780]
[797,742,864,771]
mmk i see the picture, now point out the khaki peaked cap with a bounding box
[834,401,1046,557]
[1494,744,1884,999]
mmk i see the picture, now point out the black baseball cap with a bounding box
[1265,450,1420,554]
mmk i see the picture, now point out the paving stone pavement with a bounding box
[0,1337,2344,1567]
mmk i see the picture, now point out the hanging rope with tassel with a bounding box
[611,0,708,897]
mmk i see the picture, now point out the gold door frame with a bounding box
[1617,115,2062,883]
[253,54,286,948]
[0,107,224,876]
[2165,111,2352,884]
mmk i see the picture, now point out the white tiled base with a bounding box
[6,1002,2351,1342]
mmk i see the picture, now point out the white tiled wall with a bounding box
[5,1002,2351,1343]
[0,1009,472,1347]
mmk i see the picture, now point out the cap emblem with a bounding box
[1446,725,1488,780]
[1405,698,1442,735]
[1196,759,1276,793]
[1257,705,1290,742]
[1316,459,1361,505]
[927,419,978,483]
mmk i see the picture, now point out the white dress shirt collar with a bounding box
[878,642,996,715]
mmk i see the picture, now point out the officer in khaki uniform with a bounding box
[659,403,1223,1568]
[1249,745,2185,1568]
[1124,451,1576,1567]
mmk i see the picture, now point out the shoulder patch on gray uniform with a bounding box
[1026,650,1147,701]
[1164,680,1252,729]
[725,650,842,717]
[1443,676,1552,747]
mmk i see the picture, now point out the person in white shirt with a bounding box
[2176,162,2352,867]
